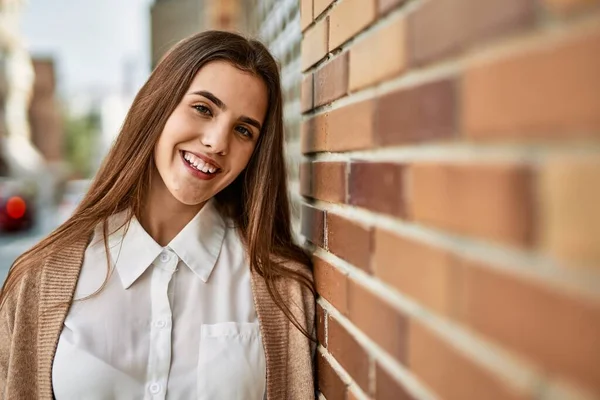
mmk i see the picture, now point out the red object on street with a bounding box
[6,196,26,219]
[0,179,36,232]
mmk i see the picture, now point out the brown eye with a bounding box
[193,105,212,116]
[235,126,253,139]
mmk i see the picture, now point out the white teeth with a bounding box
[183,151,218,174]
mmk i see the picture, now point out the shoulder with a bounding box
[287,262,313,282]
[2,257,44,301]
[275,256,313,282]
[0,260,44,329]
[277,258,315,306]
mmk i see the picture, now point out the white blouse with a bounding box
[52,199,266,399]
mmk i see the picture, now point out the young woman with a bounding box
[0,30,316,399]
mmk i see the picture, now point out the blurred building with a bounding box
[204,0,244,32]
[29,58,63,162]
[0,0,45,178]
[97,93,130,169]
[150,0,206,68]
[150,0,245,69]
[0,47,9,175]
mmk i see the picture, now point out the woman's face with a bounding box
[154,60,268,206]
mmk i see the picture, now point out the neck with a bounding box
[139,171,206,246]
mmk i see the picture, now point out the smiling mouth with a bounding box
[180,151,221,174]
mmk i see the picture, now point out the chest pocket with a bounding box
[197,322,266,400]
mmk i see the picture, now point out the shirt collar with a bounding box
[106,199,226,289]
[168,199,226,282]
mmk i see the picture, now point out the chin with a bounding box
[166,184,210,206]
[175,192,211,206]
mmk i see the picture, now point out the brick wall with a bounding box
[299,0,600,399]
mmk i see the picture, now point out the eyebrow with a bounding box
[189,90,263,131]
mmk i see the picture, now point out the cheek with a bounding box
[155,120,184,165]
[231,145,257,174]
[154,137,171,169]
[153,133,180,187]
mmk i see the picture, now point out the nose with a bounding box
[200,120,230,155]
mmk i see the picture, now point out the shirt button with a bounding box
[160,253,170,263]
[155,320,166,329]
[149,382,161,394]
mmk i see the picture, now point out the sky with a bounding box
[20,0,154,99]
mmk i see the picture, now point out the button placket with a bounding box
[144,249,178,400]
[148,382,161,394]
[160,252,170,263]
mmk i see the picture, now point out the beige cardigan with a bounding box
[0,236,316,399]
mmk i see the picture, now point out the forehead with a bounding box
[187,61,269,124]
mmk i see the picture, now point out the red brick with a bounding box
[408,163,534,247]
[409,321,531,400]
[301,73,314,113]
[375,79,456,146]
[544,0,600,14]
[302,17,329,71]
[463,28,600,140]
[317,303,327,347]
[300,162,347,203]
[331,100,376,153]
[328,317,371,394]
[349,15,407,91]
[315,0,334,17]
[539,157,600,266]
[300,162,310,197]
[349,162,407,218]
[460,259,600,394]
[301,204,325,246]
[329,0,377,50]
[301,100,375,154]
[301,112,328,153]
[373,229,460,316]
[376,363,414,400]
[301,0,313,31]
[315,52,349,107]
[314,257,349,315]
[347,390,360,400]
[318,353,347,400]
[315,162,347,203]
[378,0,406,15]
[327,213,372,272]
[348,279,408,363]
[409,0,535,65]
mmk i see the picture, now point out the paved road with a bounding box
[0,207,58,285]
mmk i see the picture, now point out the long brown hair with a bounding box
[0,30,314,338]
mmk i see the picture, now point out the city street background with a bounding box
[0,208,57,282]
[0,0,153,284]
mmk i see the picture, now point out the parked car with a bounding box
[0,178,37,232]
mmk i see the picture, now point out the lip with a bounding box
[180,150,222,170]
[180,151,221,181]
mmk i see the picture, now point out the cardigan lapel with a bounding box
[37,235,89,399]
[250,269,289,399]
